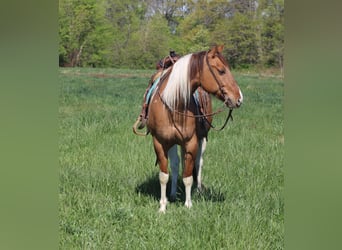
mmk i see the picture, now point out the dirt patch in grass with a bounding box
[60,71,152,79]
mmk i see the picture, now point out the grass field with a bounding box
[59,67,284,249]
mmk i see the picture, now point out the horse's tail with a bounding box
[132,118,149,136]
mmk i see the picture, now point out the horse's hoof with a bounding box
[159,198,167,213]
[169,195,176,202]
[159,207,166,213]
[197,184,206,193]
[184,201,192,209]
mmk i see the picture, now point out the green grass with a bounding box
[59,68,284,249]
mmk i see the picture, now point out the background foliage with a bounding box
[59,0,284,70]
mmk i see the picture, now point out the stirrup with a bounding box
[133,118,150,136]
[137,119,146,129]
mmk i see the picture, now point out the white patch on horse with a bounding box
[183,176,193,208]
[195,138,207,191]
[159,171,169,213]
[239,88,243,103]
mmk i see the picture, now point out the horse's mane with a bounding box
[161,51,209,110]
[190,51,206,79]
[162,54,192,110]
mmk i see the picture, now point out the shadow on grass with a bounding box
[135,173,225,203]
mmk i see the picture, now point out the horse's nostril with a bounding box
[236,98,242,107]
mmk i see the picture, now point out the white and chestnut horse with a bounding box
[146,45,243,212]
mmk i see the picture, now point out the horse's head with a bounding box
[201,45,243,109]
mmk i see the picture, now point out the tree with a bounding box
[212,12,259,68]
[103,0,145,67]
[258,0,284,70]
[230,0,258,15]
[58,0,284,70]
[126,14,172,69]
[59,0,98,67]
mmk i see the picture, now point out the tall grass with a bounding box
[59,68,284,249]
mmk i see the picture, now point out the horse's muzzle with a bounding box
[224,89,243,108]
[224,97,240,109]
[224,97,234,108]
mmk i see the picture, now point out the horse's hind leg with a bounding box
[195,138,207,192]
[153,137,169,213]
[168,145,179,202]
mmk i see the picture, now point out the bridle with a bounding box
[202,50,234,130]
[204,51,234,107]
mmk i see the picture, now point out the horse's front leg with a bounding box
[153,138,169,213]
[183,137,198,208]
[168,145,179,202]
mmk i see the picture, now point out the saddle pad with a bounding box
[145,77,161,104]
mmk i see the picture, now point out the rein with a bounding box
[205,108,233,131]
[157,90,234,131]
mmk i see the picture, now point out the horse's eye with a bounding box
[218,69,225,75]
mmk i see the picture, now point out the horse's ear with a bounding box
[209,45,217,58]
[209,44,224,57]
[217,44,224,53]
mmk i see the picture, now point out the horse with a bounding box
[133,74,213,202]
[168,87,212,202]
[146,45,243,212]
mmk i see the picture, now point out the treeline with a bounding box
[59,0,284,70]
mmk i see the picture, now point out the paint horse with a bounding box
[168,86,212,202]
[133,72,213,202]
[147,45,243,212]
